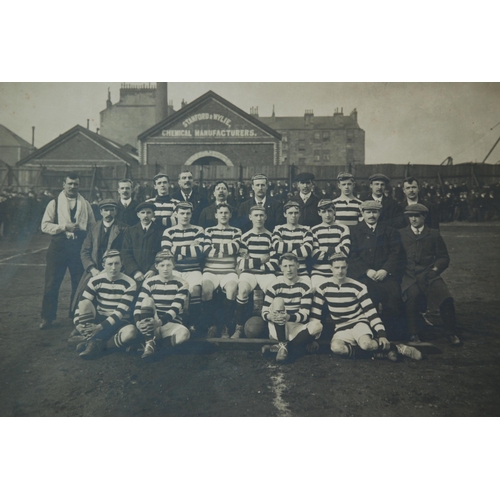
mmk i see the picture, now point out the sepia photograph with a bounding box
[1,81,499,418]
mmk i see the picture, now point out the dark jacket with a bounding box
[199,202,237,229]
[361,194,405,229]
[400,198,440,230]
[121,222,163,276]
[237,197,284,233]
[115,198,140,227]
[348,221,404,280]
[290,193,322,228]
[171,187,208,226]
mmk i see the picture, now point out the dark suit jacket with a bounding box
[348,221,403,280]
[400,198,440,230]
[121,222,163,276]
[361,194,405,229]
[237,197,284,233]
[171,187,208,226]
[115,198,140,227]
[199,202,237,229]
[290,193,322,228]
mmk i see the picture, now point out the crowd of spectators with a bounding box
[1,177,499,239]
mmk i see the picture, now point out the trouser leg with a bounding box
[440,297,457,335]
[404,284,425,339]
[41,242,68,321]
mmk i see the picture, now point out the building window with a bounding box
[347,130,354,143]
[298,157,306,166]
[323,131,330,141]
[323,150,330,161]
[314,132,321,142]
[282,134,288,142]
[314,149,321,162]
[298,141,306,152]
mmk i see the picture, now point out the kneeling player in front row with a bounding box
[261,253,322,363]
[311,254,422,361]
[134,251,190,359]
[69,250,140,358]
[232,205,278,338]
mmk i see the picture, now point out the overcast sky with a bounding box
[1,82,499,165]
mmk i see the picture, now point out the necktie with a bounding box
[143,227,147,234]
[258,202,263,207]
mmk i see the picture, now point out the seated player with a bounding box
[121,201,163,284]
[398,204,461,345]
[311,254,421,361]
[70,250,140,358]
[348,200,406,340]
[202,203,242,338]
[232,205,278,338]
[272,200,313,283]
[161,201,205,334]
[134,250,190,359]
[311,199,350,289]
[332,172,363,226]
[261,253,323,363]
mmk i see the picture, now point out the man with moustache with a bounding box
[171,170,207,226]
[290,172,322,228]
[199,181,237,229]
[115,178,140,227]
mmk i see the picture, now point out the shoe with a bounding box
[305,341,319,354]
[39,319,52,330]
[386,350,399,362]
[76,341,87,353]
[261,344,279,356]
[189,325,197,337]
[207,325,218,339]
[220,326,230,339]
[142,339,156,359]
[396,344,422,361]
[448,335,462,346]
[68,334,87,349]
[79,339,104,359]
[276,342,289,363]
[421,312,434,327]
[231,324,244,339]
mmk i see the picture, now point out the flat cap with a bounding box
[337,172,354,181]
[136,201,156,213]
[360,200,383,211]
[102,249,121,261]
[369,173,390,183]
[404,203,429,215]
[98,198,118,210]
[155,249,174,259]
[153,172,169,183]
[318,199,335,210]
[175,201,194,211]
[295,172,315,183]
[251,174,268,183]
[331,252,348,261]
[283,200,300,211]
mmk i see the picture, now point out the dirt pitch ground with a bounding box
[0,222,499,417]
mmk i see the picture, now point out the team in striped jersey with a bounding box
[69,170,425,364]
[332,172,364,226]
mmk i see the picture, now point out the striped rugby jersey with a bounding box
[262,276,312,324]
[238,230,279,274]
[311,223,351,276]
[332,197,363,226]
[75,273,137,328]
[272,224,313,276]
[146,195,178,228]
[134,275,188,325]
[204,225,242,274]
[311,278,386,337]
[162,225,205,273]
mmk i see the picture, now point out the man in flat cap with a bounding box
[348,200,406,340]
[400,177,440,229]
[70,198,128,316]
[121,201,163,284]
[362,173,405,229]
[237,174,284,233]
[171,170,208,226]
[290,172,322,228]
[332,172,363,226]
[398,204,461,345]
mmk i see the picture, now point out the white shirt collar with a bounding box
[367,223,377,231]
[103,220,114,229]
[255,197,266,206]
[411,226,423,235]
[372,194,384,202]
[300,192,311,203]
[142,222,152,231]
[121,198,131,207]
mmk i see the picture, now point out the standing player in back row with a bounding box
[232,205,278,338]
[272,200,313,282]
[202,203,242,338]
[332,172,363,226]
[310,199,350,290]
[161,201,205,335]
[147,173,178,229]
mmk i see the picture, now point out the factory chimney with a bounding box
[156,83,169,123]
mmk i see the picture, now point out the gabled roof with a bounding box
[138,90,282,141]
[0,124,33,149]
[17,125,139,166]
[259,115,360,130]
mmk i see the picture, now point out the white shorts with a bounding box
[268,321,321,341]
[238,273,277,293]
[311,274,330,290]
[173,270,202,293]
[202,272,238,291]
[332,322,373,346]
[159,321,189,339]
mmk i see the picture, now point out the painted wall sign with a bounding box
[162,129,257,138]
[182,113,232,128]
